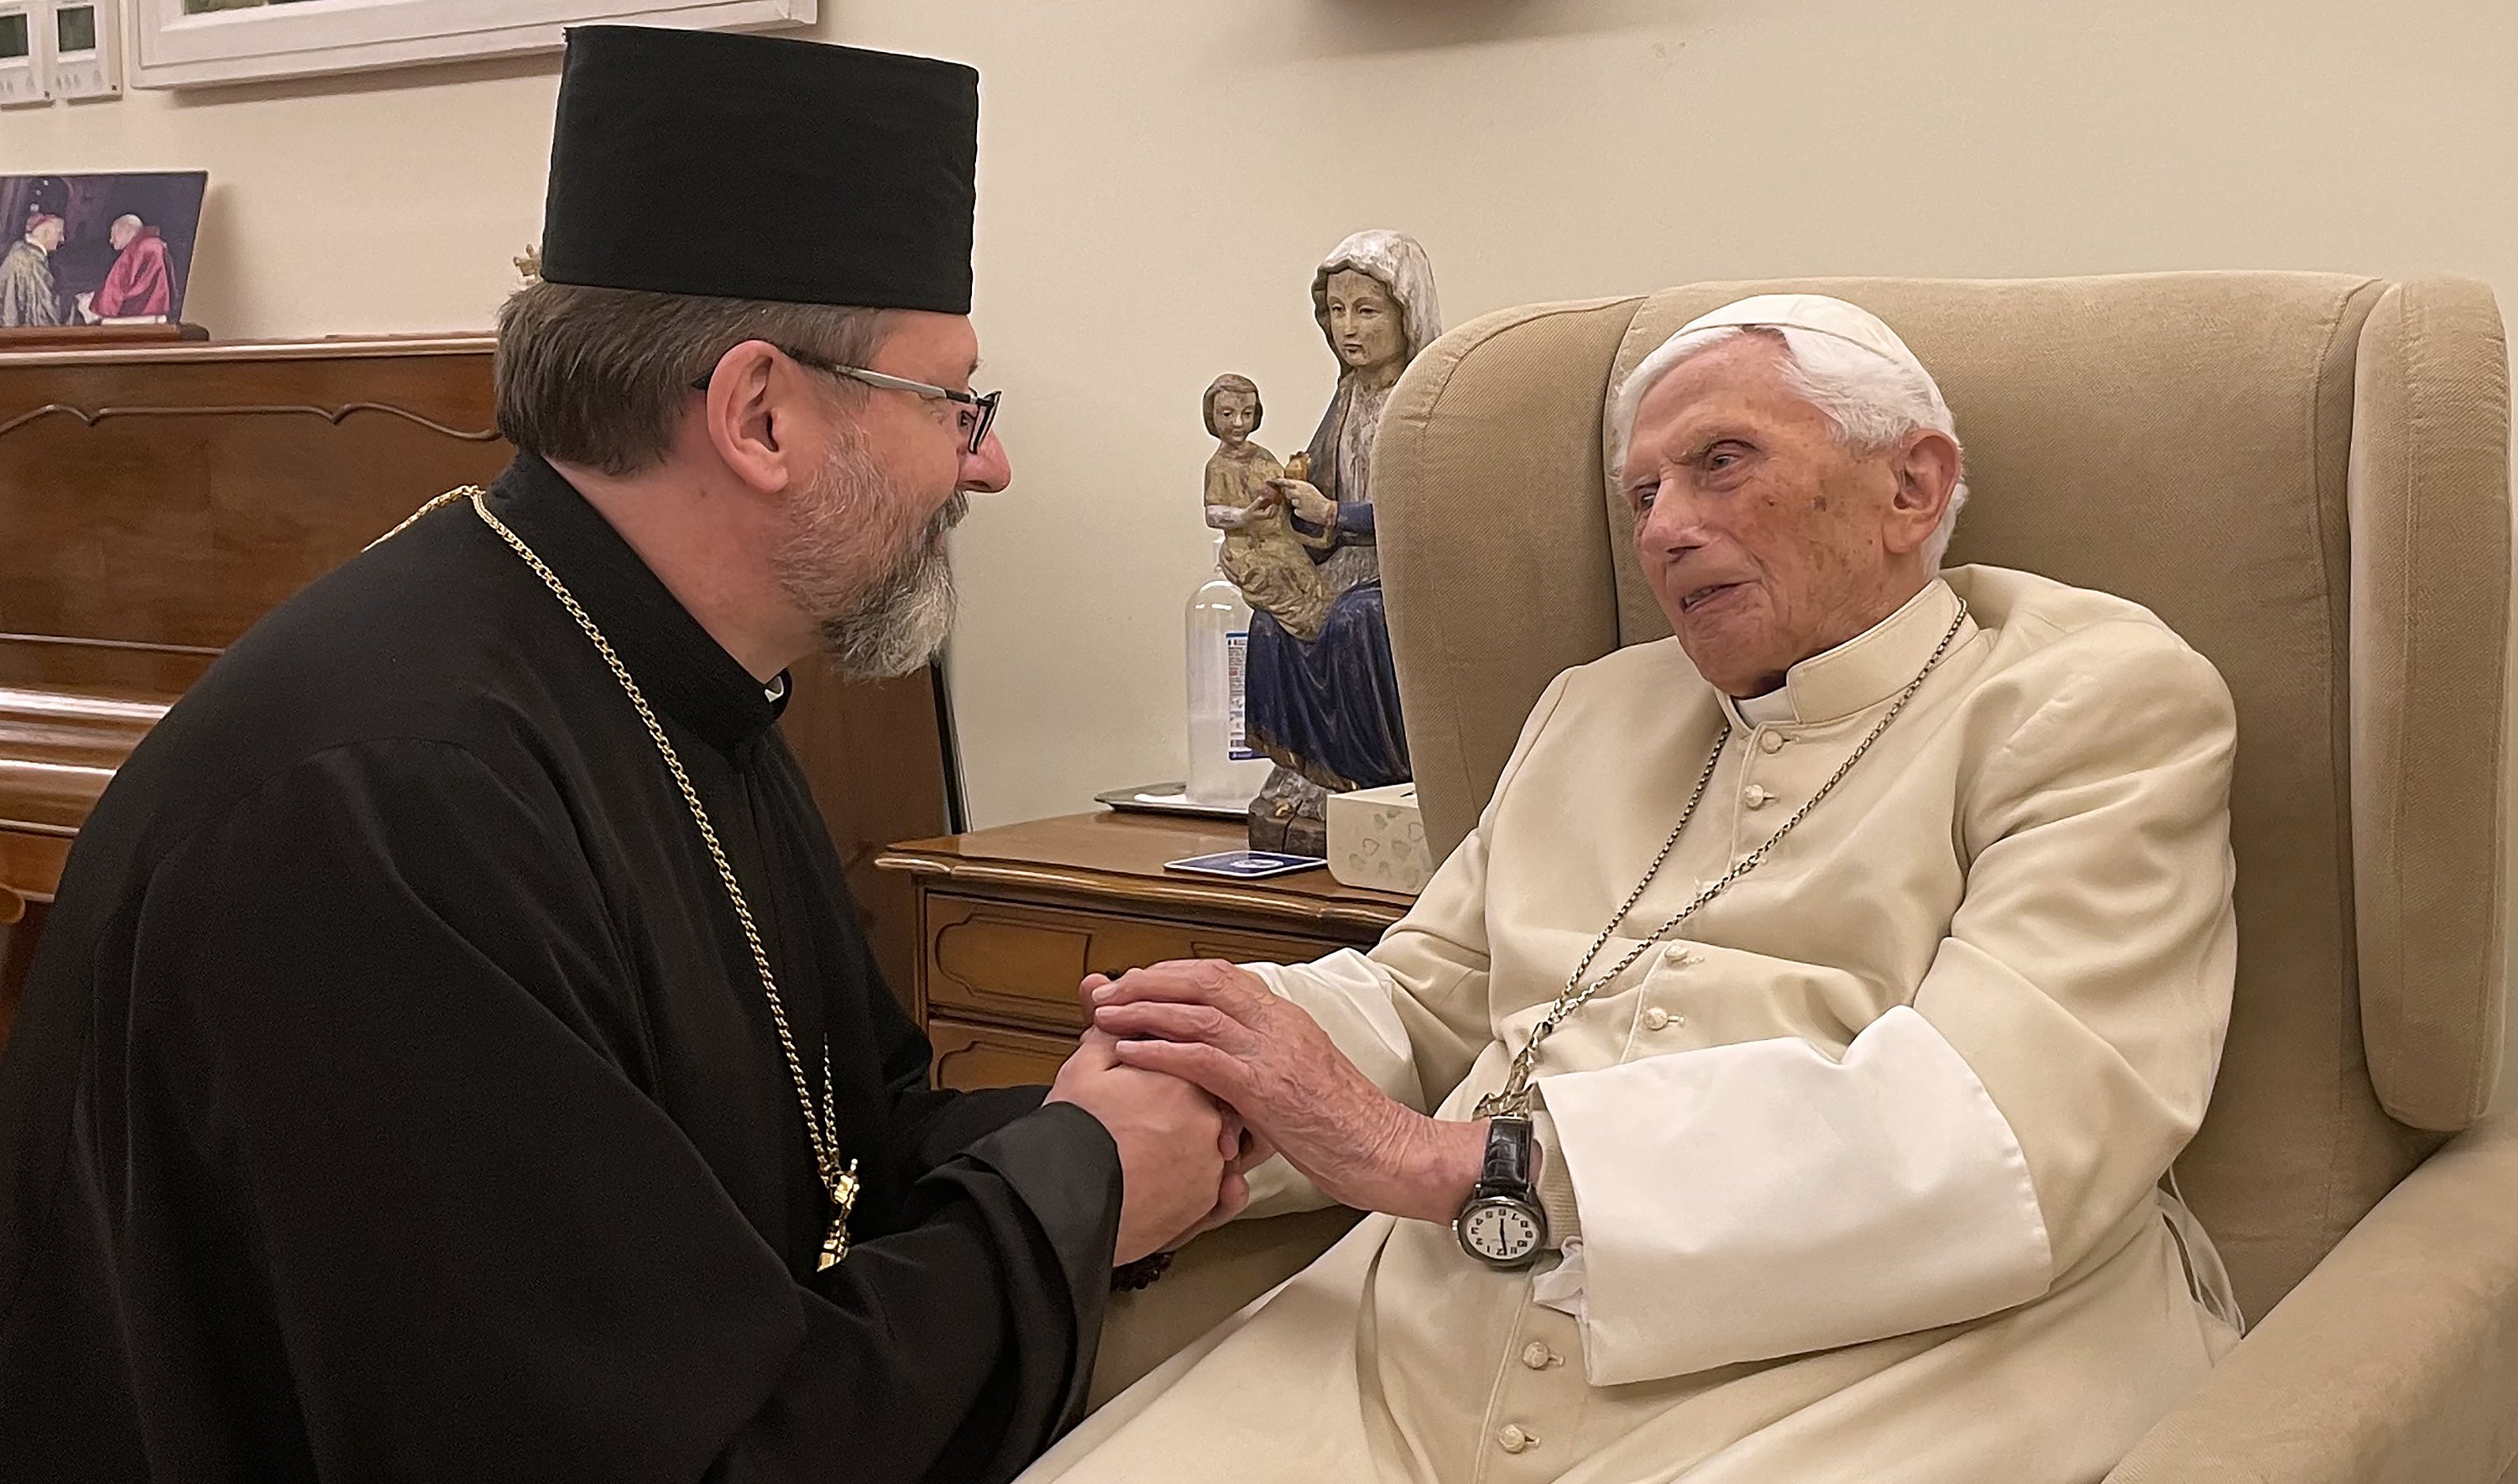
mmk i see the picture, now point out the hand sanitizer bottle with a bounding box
[1185,535,1275,806]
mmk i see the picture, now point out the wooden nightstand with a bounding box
[876,812,1416,1089]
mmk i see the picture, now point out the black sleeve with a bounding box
[857,913,1063,1177]
[126,740,1119,1484]
[733,1105,1122,1484]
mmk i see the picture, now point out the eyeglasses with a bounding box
[691,345,1001,456]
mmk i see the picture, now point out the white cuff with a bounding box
[1541,1006,2053,1384]
[1242,949,1424,1105]
[1237,950,1424,1219]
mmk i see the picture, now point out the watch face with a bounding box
[1460,1199,1544,1263]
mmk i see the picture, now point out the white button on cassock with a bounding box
[1497,1424,1533,1454]
[1744,785,1773,809]
[1520,1342,1554,1369]
[1758,731,1785,754]
[1642,1007,1671,1031]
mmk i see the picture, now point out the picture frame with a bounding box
[1,171,208,333]
[130,0,817,91]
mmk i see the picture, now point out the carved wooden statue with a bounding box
[1241,229,1442,854]
[1203,374,1333,642]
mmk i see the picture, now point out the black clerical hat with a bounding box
[538,26,979,314]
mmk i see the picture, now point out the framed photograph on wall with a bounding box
[131,0,817,91]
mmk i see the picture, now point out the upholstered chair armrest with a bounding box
[2106,1110,2518,1482]
[1086,1207,1363,1411]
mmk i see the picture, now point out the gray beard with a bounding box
[774,436,966,682]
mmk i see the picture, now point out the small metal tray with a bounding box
[1093,781,1251,821]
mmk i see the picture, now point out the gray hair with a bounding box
[495,280,891,477]
[1611,325,1970,567]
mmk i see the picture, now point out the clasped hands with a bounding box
[1053,960,1486,1267]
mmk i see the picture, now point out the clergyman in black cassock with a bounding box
[0,26,1226,1484]
[1,452,1117,1481]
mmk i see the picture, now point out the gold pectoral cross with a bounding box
[817,1159,862,1271]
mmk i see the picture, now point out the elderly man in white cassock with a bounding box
[1023,294,2246,1484]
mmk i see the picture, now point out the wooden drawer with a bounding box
[922,892,1344,1032]
[929,1016,1075,1090]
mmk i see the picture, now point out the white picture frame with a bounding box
[129,0,817,91]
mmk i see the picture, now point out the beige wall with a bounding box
[14,0,2518,1093]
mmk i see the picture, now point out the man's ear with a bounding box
[697,339,802,496]
[1883,429,1960,556]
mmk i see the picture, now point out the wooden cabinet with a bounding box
[880,812,1415,1089]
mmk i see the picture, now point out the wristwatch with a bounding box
[1455,1115,1549,1269]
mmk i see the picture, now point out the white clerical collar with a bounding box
[1733,686,1795,726]
[1718,578,1970,729]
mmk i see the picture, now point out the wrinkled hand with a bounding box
[1044,1026,1232,1263]
[1266,478,1337,527]
[1089,961,1483,1223]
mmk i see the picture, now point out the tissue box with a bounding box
[1325,782,1431,894]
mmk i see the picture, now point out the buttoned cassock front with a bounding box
[1023,568,2243,1484]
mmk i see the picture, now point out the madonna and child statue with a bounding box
[1201,230,1439,854]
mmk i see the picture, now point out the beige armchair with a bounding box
[1097,274,2518,1482]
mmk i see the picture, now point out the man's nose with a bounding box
[1636,485,1701,554]
[960,428,1012,494]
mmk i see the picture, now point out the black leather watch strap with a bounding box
[1479,1115,1537,1197]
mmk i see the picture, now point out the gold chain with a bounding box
[377,489,860,1266]
[1476,599,1971,1118]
